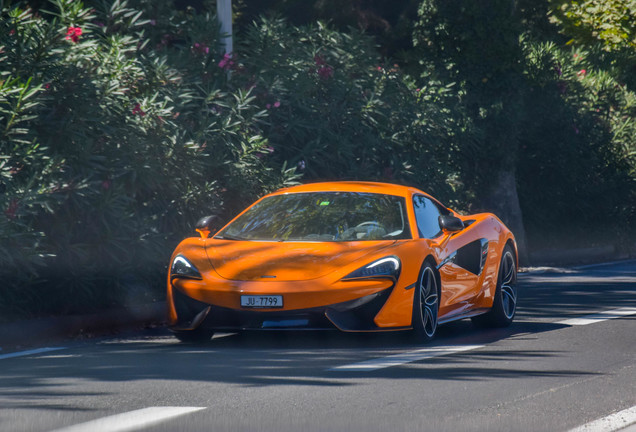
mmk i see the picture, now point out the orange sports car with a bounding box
[167,181,518,342]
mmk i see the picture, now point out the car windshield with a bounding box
[216,192,411,241]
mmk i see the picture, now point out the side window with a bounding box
[413,195,443,239]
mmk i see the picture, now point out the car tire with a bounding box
[411,262,439,342]
[472,245,517,328]
[172,327,214,343]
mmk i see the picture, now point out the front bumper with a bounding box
[170,282,395,332]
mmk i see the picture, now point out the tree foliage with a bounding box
[549,0,636,50]
[412,0,635,250]
[235,0,421,59]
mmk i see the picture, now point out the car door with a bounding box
[412,195,482,320]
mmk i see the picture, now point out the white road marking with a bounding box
[38,354,80,359]
[100,338,179,344]
[0,347,67,360]
[567,405,636,432]
[329,345,484,372]
[49,407,206,432]
[558,307,636,326]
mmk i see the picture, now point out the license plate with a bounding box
[241,295,283,308]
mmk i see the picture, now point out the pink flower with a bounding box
[218,53,234,70]
[65,27,82,43]
[317,65,334,79]
[273,101,280,108]
[313,54,334,79]
[577,69,586,77]
[266,104,271,109]
[193,42,209,55]
[132,103,146,117]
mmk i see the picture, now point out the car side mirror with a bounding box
[438,214,464,233]
[195,215,221,239]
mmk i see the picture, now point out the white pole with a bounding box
[217,0,233,54]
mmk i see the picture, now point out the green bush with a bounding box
[518,41,635,248]
[1,2,455,320]
[234,16,457,199]
[0,0,299,319]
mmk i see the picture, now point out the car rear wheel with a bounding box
[411,262,439,342]
[172,327,214,343]
[472,245,517,328]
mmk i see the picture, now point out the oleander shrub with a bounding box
[0,2,458,320]
[234,16,459,200]
[0,0,300,319]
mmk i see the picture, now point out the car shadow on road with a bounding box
[0,316,595,413]
[3,264,633,412]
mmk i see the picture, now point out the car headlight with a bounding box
[342,256,401,281]
[171,255,202,280]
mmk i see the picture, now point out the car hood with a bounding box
[205,240,396,281]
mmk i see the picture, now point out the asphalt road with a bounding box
[1,261,635,432]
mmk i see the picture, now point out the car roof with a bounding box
[269,181,427,198]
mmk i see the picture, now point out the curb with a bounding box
[0,302,166,349]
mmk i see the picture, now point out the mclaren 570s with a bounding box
[167,181,518,342]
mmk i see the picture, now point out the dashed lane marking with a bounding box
[0,347,67,360]
[557,307,636,326]
[48,406,206,432]
[329,305,635,372]
[328,345,484,372]
[566,405,636,432]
